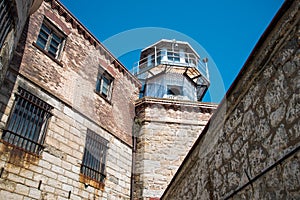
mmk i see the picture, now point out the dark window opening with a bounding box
[36,18,65,59]
[167,85,183,96]
[2,88,53,154]
[95,66,113,101]
[139,84,146,98]
[81,129,108,183]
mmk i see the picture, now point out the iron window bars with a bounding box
[2,87,53,154]
[81,129,108,183]
[0,0,13,49]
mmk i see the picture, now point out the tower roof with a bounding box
[132,39,210,101]
[141,39,200,59]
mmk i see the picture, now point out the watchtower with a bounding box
[132,39,210,101]
[132,39,216,199]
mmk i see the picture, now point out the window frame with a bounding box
[1,87,53,155]
[167,51,180,62]
[95,66,114,101]
[35,17,66,60]
[80,129,108,184]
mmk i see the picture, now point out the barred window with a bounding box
[95,66,113,101]
[81,129,108,183]
[0,0,13,49]
[1,88,53,154]
[36,18,65,59]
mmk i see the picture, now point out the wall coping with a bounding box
[135,97,218,112]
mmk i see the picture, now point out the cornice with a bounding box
[135,97,218,113]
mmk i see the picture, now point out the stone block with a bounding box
[28,188,41,199]
[15,183,30,196]
[19,168,34,179]
[7,173,25,184]
[0,190,23,200]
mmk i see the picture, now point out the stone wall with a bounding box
[134,98,217,199]
[162,0,300,199]
[0,0,42,89]
[0,76,132,199]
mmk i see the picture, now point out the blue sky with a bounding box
[60,0,284,103]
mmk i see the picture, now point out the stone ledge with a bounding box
[135,97,218,113]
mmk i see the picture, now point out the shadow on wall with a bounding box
[0,18,29,148]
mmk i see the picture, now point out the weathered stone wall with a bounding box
[134,98,217,199]
[0,0,42,89]
[162,0,300,199]
[0,76,132,199]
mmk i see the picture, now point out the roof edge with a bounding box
[45,0,141,88]
[141,39,201,59]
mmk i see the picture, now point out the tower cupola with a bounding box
[132,39,210,101]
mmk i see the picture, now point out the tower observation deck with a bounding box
[131,39,210,101]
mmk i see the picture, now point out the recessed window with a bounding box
[96,66,113,101]
[0,0,13,49]
[167,85,183,96]
[1,88,53,154]
[36,18,65,59]
[81,129,108,183]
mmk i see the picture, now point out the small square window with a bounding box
[96,66,114,101]
[36,18,65,59]
[81,129,108,183]
[1,88,53,154]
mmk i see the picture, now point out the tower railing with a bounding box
[130,49,209,81]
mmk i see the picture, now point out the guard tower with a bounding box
[132,39,217,199]
[132,39,210,101]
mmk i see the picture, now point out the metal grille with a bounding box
[81,129,108,183]
[0,0,13,49]
[2,88,53,154]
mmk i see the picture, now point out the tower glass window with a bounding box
[2,88,53,154]
[167,85,183,96]
[81,129,108,183]
[36,18,65,59]
[167,51,180,62]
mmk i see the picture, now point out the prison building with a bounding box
[0,0,141,199]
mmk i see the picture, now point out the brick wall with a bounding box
[162,0,300,199]
[11,0,140,146]
[134,98,217,199]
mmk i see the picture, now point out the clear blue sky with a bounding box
[60,0,284,103]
